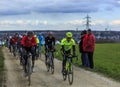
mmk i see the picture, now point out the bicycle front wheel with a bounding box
[27,58,31,86]
[46,59,50,72]
[68,64,73,85]
[50,58,54,74]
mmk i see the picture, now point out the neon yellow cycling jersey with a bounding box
[34,35,39,44]
[36,37,39,44]
[61,38,75,51]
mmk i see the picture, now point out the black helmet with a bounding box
[15,33,19,35]
[27,31,34,36]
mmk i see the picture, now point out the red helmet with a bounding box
[48,32,53,35]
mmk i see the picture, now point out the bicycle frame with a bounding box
[23,51,32,86]
[62,54,75,85]
[66,57,72,73]
[26,53,32,86]
[46,50,54,74]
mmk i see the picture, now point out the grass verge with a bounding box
[0,47,4,86]
[53,44,120,82]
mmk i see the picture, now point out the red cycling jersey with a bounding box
[10,37,19,44]
[21,36,37,47]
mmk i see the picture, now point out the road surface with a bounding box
[2,47,120,87]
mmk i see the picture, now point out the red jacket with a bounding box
[83,33,95,52]
[10,37,19,44]
[21,36,37,47]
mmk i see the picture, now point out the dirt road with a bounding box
[2,47,120,87]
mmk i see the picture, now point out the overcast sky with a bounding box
[0,0,120,31]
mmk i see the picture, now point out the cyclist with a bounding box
[21,31,37,74]
[38,33,44,56]
[45,32,55,65]
[17,34,23,64]
[10,33,19,55]
[61,32,76,74]
[34,34,40,59]
[8,35,12,52]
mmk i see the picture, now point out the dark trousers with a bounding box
[81,52,90,67]
[62,50,71,70]
[88,52,94,69]
[23,47,36,67]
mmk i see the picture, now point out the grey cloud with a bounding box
[0,0,119,15]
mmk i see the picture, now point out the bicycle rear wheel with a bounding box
[68,64,73,85]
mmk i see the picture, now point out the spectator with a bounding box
[83,29,95,69]
[79,30,89,67]
[79,30,87,66]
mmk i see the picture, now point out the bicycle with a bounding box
[46,49,54,74]
[62,54,77,85]
[23,51,32,86]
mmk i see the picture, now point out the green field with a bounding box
[0,47,4,86]
[52,43,120,82]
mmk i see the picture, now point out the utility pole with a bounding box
[85,14,91,29]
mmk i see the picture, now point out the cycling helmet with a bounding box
[66,32,73,38]
[48,32,53,35]
[39,33,42,35]
[15,33,19,35]
[27,31,34,36]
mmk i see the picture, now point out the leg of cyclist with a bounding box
[23,49,28,76]
[39,45,41,56]
[12,44,15,56]
[9,44,12,52]
[20,47,23,65]
[30,47,36,72]
[62,54,67,74]
[51,47,55,67]
[62,50,71,74]
[52,51,54,67]
[45,47,48,65]
[36,45,39,58]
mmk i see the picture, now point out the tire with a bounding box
[63,73,67,81]
[13,49,16,57]
[68,64,73,85]
[27,58,31,86]
[46,59,50,72]
[50,61,54,74]
[50,55,54,74]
